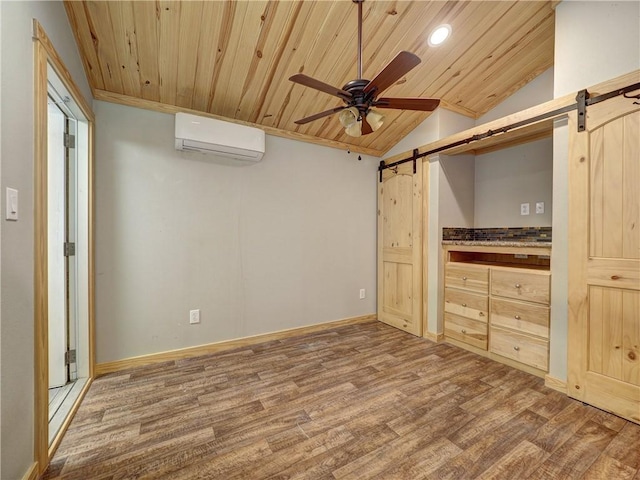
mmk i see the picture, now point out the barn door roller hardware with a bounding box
[576,89,588,132]
[378,81,640,181]
[577,82,640,130]
[623,91,640,105]
[378,148,419,182]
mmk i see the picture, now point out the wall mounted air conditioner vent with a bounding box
[175,112,265,162]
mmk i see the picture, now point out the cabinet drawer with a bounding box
[491,268,550,305]
[491,298,549,338]
[490,326,549,371]
[445,288,488,323]
[445,263,489,294]
[444,312,488,350]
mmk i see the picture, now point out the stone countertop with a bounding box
[442,240,552,248]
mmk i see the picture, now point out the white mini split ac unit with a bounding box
[175,112,265,162]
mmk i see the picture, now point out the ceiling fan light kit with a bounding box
[339,107,359,128]
[345,121,363,138]
[289,0,440,138]
[338,106,385,138]
[366,110,385,131]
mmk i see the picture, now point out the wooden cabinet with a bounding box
[444,312,488,350]
[444,263,489,350]
[443,245,551,377]
[490,327,549,371]
[490,298,549,338]
[491,268,550,305]
[445,263,489,294]
[489,266,551,372]
[444,288,488,322]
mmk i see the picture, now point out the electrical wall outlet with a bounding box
[520,203,530,215]
[189,309,200,324]
[536,202,545,214]
[359,288,366,299]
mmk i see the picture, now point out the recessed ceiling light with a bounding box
[428,24,451,47]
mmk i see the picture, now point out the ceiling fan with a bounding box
[289,0,440,137]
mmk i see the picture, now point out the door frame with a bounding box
[33,20,95,474]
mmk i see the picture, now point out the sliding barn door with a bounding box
[568,93,640,424]
[377,160,422,336]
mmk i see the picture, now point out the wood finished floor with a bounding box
[44,321,640,480]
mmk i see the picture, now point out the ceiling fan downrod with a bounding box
[354,0,364,80]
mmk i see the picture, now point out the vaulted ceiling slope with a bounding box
[64,1,555,156]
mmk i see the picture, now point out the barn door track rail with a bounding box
[379,81,640,181]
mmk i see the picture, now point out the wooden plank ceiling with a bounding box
[65,1,555,156]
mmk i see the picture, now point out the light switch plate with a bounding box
[536,202,545,214]
[520,203,530,216]
[6,188,18,221]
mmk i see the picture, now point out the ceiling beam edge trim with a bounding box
[438,100,478,119]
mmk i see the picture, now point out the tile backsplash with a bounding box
[442,227,552,243]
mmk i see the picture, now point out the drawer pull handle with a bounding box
[515,283,521,289]
[461,329,467,334]
[513,346,520,351]
[462,276,468,281]
[462,303,467,307]
[479,312,485,316]
[514,315,521,320]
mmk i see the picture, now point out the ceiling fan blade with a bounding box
[361,116,373,135]
[289,74,352,100]
[363,51,421,97]
[294,106,347,125]
[375,97,441,111]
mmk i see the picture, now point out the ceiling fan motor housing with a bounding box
[342,79,373,116]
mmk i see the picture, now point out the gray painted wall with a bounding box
[476,68,554,124]
[0,1,91,478]
[474,138,553,228]
[94,101,378,363]
[473,67,554,228]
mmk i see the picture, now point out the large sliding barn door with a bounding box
[568,93,640,424]
[378,160,422,336]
